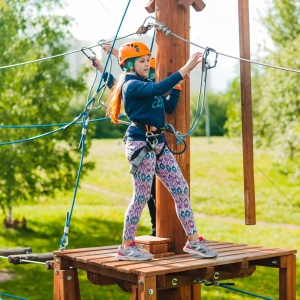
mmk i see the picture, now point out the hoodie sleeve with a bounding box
[124,72,183,97]
[163,89,181,113]
[102,72,116,89]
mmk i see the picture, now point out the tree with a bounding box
[0,0,94,223]
[225,0,300,179]
[254,0,300,178]
[190,91,228,137]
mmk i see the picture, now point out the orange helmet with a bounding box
[150,57,155,69]
[118,42,151,66]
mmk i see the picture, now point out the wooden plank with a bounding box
[87,272,120,285]
[135,236,171,245]
[53,245,118,256]
[70,260,138,283]
[76,253,115,263]
[66,249,116,259]
[238,0,256,225]
[88,256,119,265]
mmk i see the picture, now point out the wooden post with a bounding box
[53,256,81,300]
[279,255,296,299]
[238,0,256,225]
[155,0,191,254]
[145,1,204,299]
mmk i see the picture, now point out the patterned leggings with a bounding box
[123,140,198,241]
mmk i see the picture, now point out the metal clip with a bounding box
[136,23,152,35]
[146,134,158,151]
[81,47,96,60]
[204,47,218,69]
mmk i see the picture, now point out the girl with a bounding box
[106,41,218,261]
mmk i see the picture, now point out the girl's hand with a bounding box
[178,52,203,78]
[91,57,104,73]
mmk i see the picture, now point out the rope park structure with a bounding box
[0,0,297,299]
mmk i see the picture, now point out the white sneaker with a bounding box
[116,241,153,261]
[183,237,218,258]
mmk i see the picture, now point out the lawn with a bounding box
[0,137,299,299]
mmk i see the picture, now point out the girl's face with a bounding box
[134,55,150,78]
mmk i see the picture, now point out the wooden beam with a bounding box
[191,0,206,11]
[145,0,155,13]
[8,252,53,264]
[238,0,256,225]
[178,0,206,11]
[0,248,32,256]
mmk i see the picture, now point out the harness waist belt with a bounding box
[132,122,163,134]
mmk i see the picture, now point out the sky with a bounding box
[65,0,270,91]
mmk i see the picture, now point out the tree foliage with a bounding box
[190,91,228,137]
[224,0,300,179]
[0,0,94,219]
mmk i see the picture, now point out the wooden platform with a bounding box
[53,237,297,299]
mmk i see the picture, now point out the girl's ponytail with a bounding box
[106,72,126,124]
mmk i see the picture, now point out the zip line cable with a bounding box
[95,0,118,21]
[0,33,136,70]
[142,16,300,74]
[1,16,300,75]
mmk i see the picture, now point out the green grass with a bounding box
[0,137,299,299]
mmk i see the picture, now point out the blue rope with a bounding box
[166,47,218,145]
[59,113,88,250]
[0,115,128,146]
[219,284,275,300]
[0,292,28,300]
[59,1,132,250]
[0,126,64,146]
[0,116,112,129]
[204,280,275,300]
[90,0,132,110]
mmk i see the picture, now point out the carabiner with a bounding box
[81,47,96,60]
[204,47,218,69]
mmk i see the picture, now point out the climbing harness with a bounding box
[127,122,166,175]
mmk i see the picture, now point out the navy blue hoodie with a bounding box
[122,72,183,141]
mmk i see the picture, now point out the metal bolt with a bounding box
[138,280,143,285]
[55,269,58,275]
[214,272,219,279]
[55,258,60,264]
[172,278,178,286]
[272,260,278,265]
[148,289,154,295]
[67,275,72,280]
